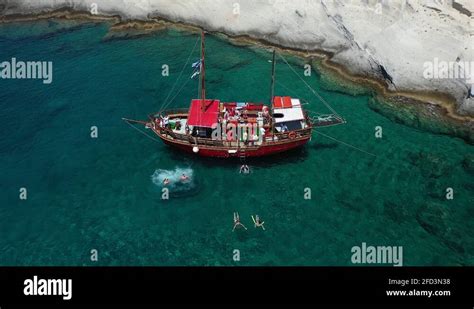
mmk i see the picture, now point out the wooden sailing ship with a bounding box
[124,31,344,158]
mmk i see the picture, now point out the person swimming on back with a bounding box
[252,215,265,230]
[163,178,170,186]
[180,173,190,182]
[232,212,247,232]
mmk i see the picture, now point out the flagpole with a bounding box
[270,49,276,136]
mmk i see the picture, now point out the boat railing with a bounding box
[157,123,312,146]
[150,108,189,119]
[273,126,313,140]
[158,127,226,147]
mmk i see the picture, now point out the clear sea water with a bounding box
[0,20,473,266]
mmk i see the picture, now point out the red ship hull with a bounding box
[161,136,311,158]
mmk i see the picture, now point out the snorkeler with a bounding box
[180,173,190,182]
[252,215,265,230]
[163,178,170,186]
[232,212,247,232]
[239,164,250,174]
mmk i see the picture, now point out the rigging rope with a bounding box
[124,119,163,144]
[165,76,193,108]
[314,130,377,158]
[278,53,341,117]
[276,80,301,99]
[160,36,200,112]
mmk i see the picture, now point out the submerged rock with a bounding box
[425,180,446,201]
[383,200,410,224]
[408,151,450,179]
[416,203,447,237]
[462,155,474,175]
[416,202,465,255]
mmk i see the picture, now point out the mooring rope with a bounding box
[314,130,377,157]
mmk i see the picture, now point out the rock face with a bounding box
[4,0,474,115]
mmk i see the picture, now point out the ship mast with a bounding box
[200,31,206,111]
[270,49,276,134]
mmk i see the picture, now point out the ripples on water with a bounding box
[151,167,196,192]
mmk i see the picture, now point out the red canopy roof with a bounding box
[187,99,220,128]
[273,96,292,108]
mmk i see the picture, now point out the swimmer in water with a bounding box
[252,215,265,230]
[239,164,250,174]
[232,212,247,232]
[180,174,190,182]
[163,178,170,186]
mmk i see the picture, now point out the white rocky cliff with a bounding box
[2,0,474,115]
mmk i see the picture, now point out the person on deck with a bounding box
[252,133,259,145]
[242,109,248,120]
[243,131,248,145]
[233,212,247,232]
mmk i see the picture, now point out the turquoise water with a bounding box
[0,21,473,266]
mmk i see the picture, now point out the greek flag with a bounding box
[191,71,200,79]
[192,59,202,69]
[191,59,202,79]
